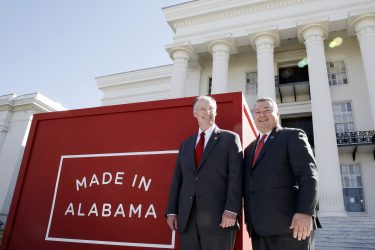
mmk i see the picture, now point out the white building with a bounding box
[0,93,65,227]
[97,0,375,216]
[97,0,375,248]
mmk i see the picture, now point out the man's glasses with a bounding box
[194,107,215,113]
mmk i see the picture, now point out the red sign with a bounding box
[46,151,178,248]
[1,92,256,250]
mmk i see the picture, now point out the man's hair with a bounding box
[254,97,279,113]
[193,95,217,110]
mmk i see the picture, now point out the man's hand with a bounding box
[219,211,237,228]
[167,214,178,231]
[289,213,313,240]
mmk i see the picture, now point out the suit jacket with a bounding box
[243,126,319,236]
[166,126,243,233]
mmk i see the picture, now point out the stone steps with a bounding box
[315,216,375,249]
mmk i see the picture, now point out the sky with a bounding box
[0,0,184,109]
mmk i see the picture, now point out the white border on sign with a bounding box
[45,150,179,249]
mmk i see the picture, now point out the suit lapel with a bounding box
[188,134,198,172]
[248,140,257,168]
[196,127,221,171]
[252,126,282,169]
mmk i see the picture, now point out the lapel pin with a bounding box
[214,136,218,140]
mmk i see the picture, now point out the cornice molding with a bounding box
[0,94,17,104]
[97,65,173,89]
[100,77,170,93]
[0,93,65,112]
[0,104,13,112]
[166,0,305,30]
[170,0,375,41]
[101,89,170,104]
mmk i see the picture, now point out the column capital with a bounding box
[171,49,191,64]
[166,42,198,61]
[297,22,328,44]
[207,37,237,55]
[250,30,280,50]
[348,13,375,37]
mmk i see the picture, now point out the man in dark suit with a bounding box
[166,95,243,250]
[243,97,319,250]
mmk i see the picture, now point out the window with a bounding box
[246,72,257,95]
[208,77,212,95]
[327,61,348,86]
[278,66,309,84]
[340,164,366,212]
[332,102,355,133]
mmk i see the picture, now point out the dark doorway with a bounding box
[278,66,309,84]
[281,116,314,147]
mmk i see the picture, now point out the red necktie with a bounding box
[195,132,205,167]
[252,134,267,167]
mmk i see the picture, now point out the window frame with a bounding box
[245,71,258,95]
[332,101,356,133]
[340,163,367,213]
[326,60,349,87]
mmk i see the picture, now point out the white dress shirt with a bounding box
[196,124,215,148]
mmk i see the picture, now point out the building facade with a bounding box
[0,93,65,227]
[97,0,375,217]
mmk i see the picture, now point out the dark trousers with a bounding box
[251,229,314,250]
[180,201,235,250]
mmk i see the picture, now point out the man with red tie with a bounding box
[166,95,243,250]
[243,97,320,250]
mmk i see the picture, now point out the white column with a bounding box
[350,14,375,128]
[298,23,346,217]
[251,32,279,100]
[185,66,202,97]
[208,40,235,94]
[170,48,191,98]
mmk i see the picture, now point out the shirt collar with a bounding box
[198,124,215,141]
[257,130,272,141]
[198,123,215,136]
